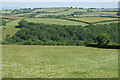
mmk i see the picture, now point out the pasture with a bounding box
[69,17,118,22]
[32,8,67,12]
[35,8,87,17]
[2,45,118,78]
[25,18,88,26]
[2,20,21,40]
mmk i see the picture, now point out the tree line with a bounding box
[4,20,118,46]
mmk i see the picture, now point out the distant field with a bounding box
[32,8,67,12]
[35,9,87,17]
[25,18,88,26]
[70,17,118,22]
[96,21,118,25]
[2,45,118,78]
[11,13,31,17]
[2,20,21,40]
[3,19,11,22]
[81,12,117,16]
[1,16,25,19]
[2,10,11,14]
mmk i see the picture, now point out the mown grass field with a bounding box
[25,18,88,26]
[70,17,118,22]
[2,45,118,78]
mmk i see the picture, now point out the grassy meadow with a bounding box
[2,45,118,78]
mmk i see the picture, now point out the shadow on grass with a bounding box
[15,26,21,28]
[86,44,120,49]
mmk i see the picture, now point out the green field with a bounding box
[2,45,118,78]
[32,8,67,12]
[2,20,21,40]
[25,18,87,26]
[70,17,118,22]
[81,12,117,17]
[35,8,87,17]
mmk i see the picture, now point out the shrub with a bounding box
[96,34,109,46]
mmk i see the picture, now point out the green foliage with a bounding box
[71,12,86,16]
[117,10,120,16]
[96,34,110,46]
[18,19,29,28]
[6,20,118,46]
[2,19,7,26]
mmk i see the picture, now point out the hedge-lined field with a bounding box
[69,17,118,22]
[25,18,88,26]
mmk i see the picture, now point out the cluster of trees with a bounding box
[5,20,118,46]
[18,14,36,18]
[71,12,85,16]
[2,19,7,26]
[117,10,120,16]
[41,15,67,18]
[36,9,68,14]
[2,8,34,15]
[11,8,33,14]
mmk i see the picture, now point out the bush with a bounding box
[22,40,33,45]
[96,34,109,46]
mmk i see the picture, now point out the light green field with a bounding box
[81,12,117,16]
[11,13,31,17]
[2,10,12,14]
[32,8,67,12]
[25,18,87,26]
[70,17,118,22]
[2,45,118,78]
[91,9,118,12]
[35,9,87,17]
[2,20,21,40]
[3,19,11,22]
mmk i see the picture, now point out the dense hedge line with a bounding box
[5,20,118,45]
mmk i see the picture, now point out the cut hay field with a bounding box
[70,17,118,22]
[25,18,88,26]
[1,16,25,19]
[2,45,118,78]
